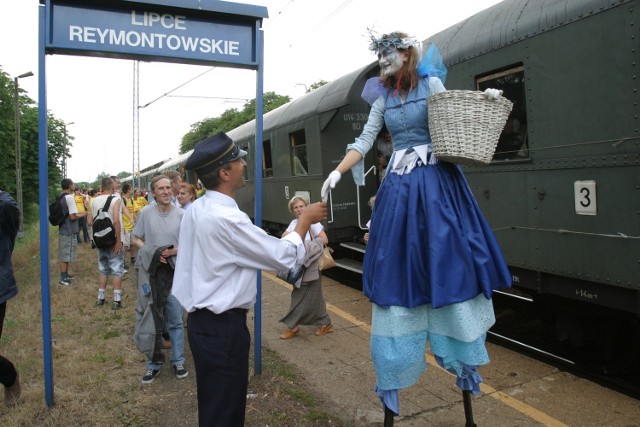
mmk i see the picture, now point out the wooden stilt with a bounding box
[383,405,395,427]
[462,390,478,427]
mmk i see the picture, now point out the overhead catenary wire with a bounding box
[138,66,216,109]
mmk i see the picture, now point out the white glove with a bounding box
[483,88,503,100]
[321,171,341,202]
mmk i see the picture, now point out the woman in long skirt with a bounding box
[279,195,333,339]
[320,32,512,417]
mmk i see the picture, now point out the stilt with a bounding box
[462,390,478,427]
[383,404,395,427]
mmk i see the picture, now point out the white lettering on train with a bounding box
[576,289,598,300]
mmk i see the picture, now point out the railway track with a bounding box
[490,290,640,399]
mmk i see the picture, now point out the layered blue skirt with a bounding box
[363,160,511,309]
[362,159,511,413]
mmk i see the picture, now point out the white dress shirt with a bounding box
[172,190,305,314]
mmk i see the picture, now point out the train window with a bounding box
[477,65,529,161]
[263,139,273,178]
[289,130,308,176]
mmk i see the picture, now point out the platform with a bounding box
[256,272,640,426]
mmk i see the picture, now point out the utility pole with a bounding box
[133,60,140,190]
[62,121,74,178]
[14,71,33,237]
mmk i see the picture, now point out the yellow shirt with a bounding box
[74,194,86,212]
[122,197,135,231]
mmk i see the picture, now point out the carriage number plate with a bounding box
[574,180,597,215]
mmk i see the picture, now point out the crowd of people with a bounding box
[51,173,195,385]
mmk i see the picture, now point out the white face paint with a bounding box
[378,47,405,77]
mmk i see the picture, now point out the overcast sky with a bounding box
[0,0,502,183]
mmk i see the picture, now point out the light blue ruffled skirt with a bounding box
[371,294,495,413]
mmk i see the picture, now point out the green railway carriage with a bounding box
[426,0,639,367]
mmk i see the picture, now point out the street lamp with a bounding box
[14,71,33,237]
[62,121,75,178]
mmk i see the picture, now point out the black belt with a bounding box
[194,307,248,316]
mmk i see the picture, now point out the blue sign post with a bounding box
[38,0,267,407]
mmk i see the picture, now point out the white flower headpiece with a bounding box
[368,30,417,51]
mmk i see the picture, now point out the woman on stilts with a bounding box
[321,31,512,426]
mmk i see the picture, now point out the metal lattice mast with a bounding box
[132,60,140,189]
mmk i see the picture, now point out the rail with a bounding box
[326,164,377,229]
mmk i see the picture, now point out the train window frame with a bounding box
[241,144,249,180]
[263,139,273,178]
[289,129,308,176]
[476,65,529,162]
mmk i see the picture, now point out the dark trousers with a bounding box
[188,308,250,427]
[0,302,17,387]
[78,216,90,242]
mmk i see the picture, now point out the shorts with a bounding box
[59,233,77,262]
[98,248,125,277]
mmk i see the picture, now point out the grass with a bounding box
[1,221,351,426]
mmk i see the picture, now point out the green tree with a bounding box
[179,91,290,154]
[308,80,328,92]
[90,172,111,191]
[0,66,70,223]
[0,69,16,193]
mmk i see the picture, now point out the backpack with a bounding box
[92,196,117,248]
[48,193,68,226]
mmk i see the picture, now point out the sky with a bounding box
[0,0,503,183]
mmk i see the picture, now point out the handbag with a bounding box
[276,263,306,288]
[318,246,336,271]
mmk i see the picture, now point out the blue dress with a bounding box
[347,77,512,414]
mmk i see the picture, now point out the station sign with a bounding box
[45,1,266,68]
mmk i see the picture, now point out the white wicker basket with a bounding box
[428,90,513,165]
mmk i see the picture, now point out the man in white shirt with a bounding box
[172,132,327,427]
[58,178,88,286]
[88,177,124,309]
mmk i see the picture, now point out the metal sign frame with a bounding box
[38,0,267,407]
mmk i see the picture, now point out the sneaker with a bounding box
[141,368,160,384]
[5,373,21,406]
[173,364,188,379]
[96,298,105,307]
[112,301,125,310]
[59,278,72,286]
[91,240,96,249]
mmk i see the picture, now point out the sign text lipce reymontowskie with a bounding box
[46,3,258,67]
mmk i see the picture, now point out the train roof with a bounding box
[158,150,193,172]
[227,62,376,141]
[426,0,630,65]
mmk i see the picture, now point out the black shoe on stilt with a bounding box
[462,390,478,427]
[383,405,395,427]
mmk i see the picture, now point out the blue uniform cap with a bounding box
[185,131,248,175]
